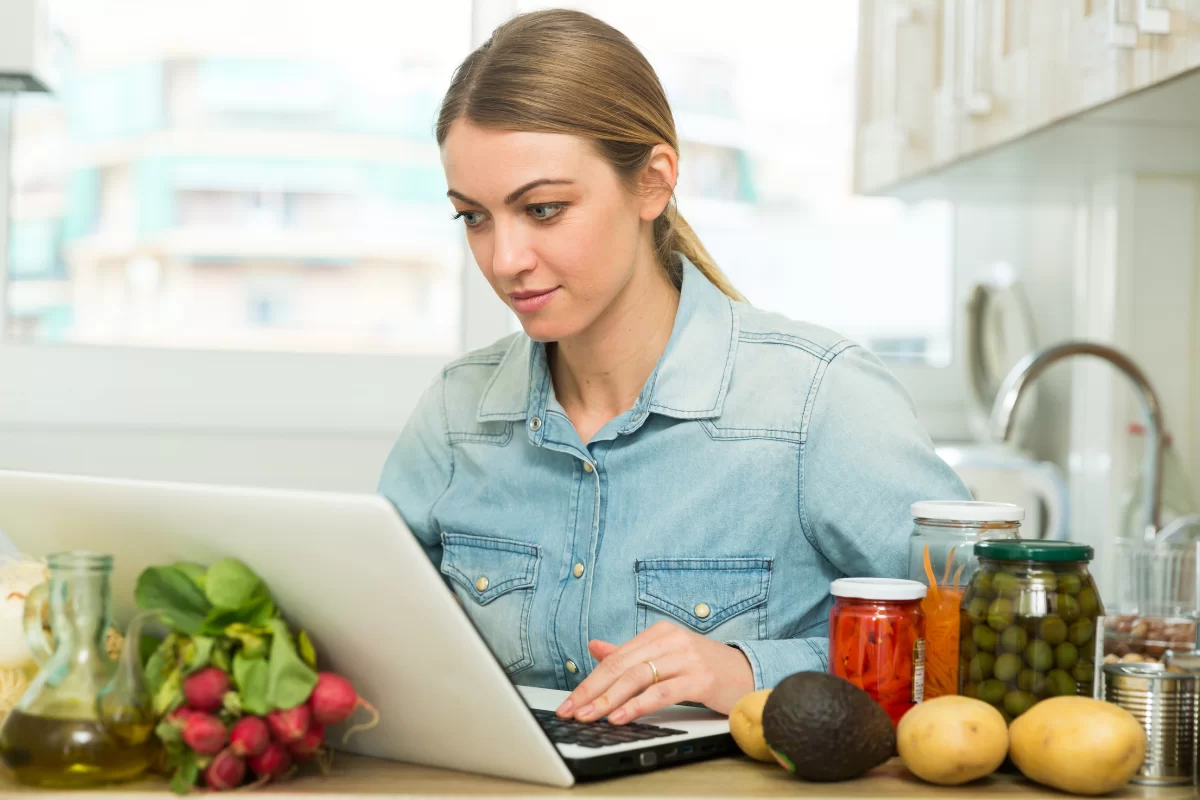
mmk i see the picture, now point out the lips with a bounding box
[509,287,559,314]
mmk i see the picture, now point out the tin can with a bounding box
[1103,662,1197,786]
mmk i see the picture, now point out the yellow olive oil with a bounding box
[0,709,153,788]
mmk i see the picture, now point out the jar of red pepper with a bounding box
[829,577,927,726]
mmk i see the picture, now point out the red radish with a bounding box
[183,667,230,712]
[167,707,197,724]
[204,749,246,791]
[247,741,291,779]
[308,672,360,725]
[287,722,325,760]
[266,705,311,744]
[181,712,227,755]
[229,716,270,757]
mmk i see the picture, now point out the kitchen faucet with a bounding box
[989,342,1166,543]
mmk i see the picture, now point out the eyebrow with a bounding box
[446,179,575,208]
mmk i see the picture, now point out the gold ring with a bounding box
[645,659,659,685]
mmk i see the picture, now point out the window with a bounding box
[517,0,955,367]
[6,0,472,355]
[1,0,961,440]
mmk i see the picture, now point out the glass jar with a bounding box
[829,578,927,726]
[907,501,1024,699]
[959,540,1104,723]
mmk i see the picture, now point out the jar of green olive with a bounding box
[959,540,1104,723]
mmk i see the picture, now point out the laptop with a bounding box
[0,469,735,787]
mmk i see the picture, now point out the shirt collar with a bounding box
[476,255,739,424]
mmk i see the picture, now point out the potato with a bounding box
[728,689,774,763]
[1009,696,1146,795]
[897,696,1008,785]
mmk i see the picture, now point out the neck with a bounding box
[549,250,680,422]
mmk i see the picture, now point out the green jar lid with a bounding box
[974,539,1094,562]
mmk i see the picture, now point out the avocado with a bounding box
[761,672,896,782]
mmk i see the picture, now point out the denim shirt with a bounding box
[378,256,971,691]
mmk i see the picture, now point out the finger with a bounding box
[559,633,681,719]
[576,654,678,723]
[588,640,619,660]
[608,677,687,725]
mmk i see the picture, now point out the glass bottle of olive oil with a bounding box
[0,552,154,787]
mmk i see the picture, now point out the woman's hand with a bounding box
[555,621,755,724]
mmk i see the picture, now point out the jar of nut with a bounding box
[1101,615,1197,666]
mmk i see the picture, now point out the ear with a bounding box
[638,143,679,222]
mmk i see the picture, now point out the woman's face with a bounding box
[441,120,671,343]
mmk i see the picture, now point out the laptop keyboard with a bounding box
[532,709,687,749]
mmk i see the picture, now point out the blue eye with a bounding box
[528,203,565,221]
[452,211,485,227]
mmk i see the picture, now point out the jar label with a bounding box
[912,638,926,703]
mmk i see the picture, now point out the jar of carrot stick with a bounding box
[906,502,1023,700]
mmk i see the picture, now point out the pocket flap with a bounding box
[635,558,772,633]
[441,533,540,605]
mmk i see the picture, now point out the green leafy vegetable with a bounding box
[205,558,266,610]
[153,664,184,717]
[182,636,214,676]
[225,623,269,660]
[135,566,213,635]
[170,751,199,795]
[265,619,318,710]
[233,652,270,716]
[297,630,317,669]
[174,562,208,590]
[211,638,234,673]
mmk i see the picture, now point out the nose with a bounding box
[490,217,537,283]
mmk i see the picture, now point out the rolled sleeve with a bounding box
[727,638,828,690]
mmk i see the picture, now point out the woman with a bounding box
[378,8,970,726]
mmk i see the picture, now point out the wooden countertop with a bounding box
[2,755,1195,799]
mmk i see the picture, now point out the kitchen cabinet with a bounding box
[855,0,1200,197]
[854,0,942,194]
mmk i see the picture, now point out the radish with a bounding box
[204,749,246,791]
[266,705,310,744]
[181,712,227,756]
[309,672,369,725]
[247,741,291,779]
[287,722,325,760]
[183,667,230,712]
[229,716,270,757]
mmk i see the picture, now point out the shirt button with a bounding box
[529,417,542,431]
[583,461,594,473]
[632,412,645,422]
[694,603,711,619]
[475,576,489,592]
[573,562,585,578]
[566,660,578,674]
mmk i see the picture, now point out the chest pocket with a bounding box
[635,558,772,641]
[441,533,539,675]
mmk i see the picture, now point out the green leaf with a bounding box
[233,653,270,716]
[200,596,276,636]
[174,562,208,590]
[265,619,318,711]
[182,636,214,676]
[222,690,243,716]
[153,664,184,717]
[170,752,199,795]
[145,635,178,699]
[140,635,162,668]
[155,718,182,747]
[297,630,317,669]
[135,566,212,635]
[211,639,233,673]
[224,623,269,659]
[204,559,266,610]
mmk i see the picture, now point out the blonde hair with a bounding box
[436,9,744,303]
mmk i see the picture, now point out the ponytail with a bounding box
[654,201,745,303]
